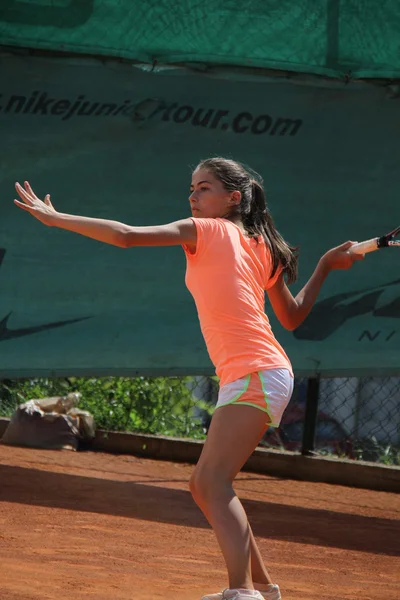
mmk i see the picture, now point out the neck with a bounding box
[221,213,243,226]
[221,214,246,234]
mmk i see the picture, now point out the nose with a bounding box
[189,191,198,204]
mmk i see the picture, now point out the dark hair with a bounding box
[196,157,298,284]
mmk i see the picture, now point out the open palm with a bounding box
[14,181,57,226]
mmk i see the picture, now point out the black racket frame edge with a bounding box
[377,226,400,248]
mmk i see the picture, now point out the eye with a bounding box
[200,186,209,191]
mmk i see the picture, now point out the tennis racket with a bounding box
[350,226,400,255]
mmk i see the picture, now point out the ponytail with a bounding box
[242,180,298,284]
[195,157,298,283]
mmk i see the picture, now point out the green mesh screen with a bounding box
[1,52,399,377]
[1,0,400,79]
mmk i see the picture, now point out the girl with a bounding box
[14,157,363,600]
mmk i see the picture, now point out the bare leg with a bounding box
[249,526,273,586]
[196,500,273,586]
[190,405,272,590]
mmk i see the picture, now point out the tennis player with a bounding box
[14,157,364,600]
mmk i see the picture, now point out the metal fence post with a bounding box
[302,376,320,456]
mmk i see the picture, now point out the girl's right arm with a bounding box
[14,181,197,249]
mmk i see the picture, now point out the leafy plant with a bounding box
[0,376,210,440]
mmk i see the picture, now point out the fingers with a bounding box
[340,240,357,251]
[44,194,54,209]
[15,181,53,209]
[24,181,36,197]
[344,241,365,261]
[14,199,33,212]
[15,182,34,205]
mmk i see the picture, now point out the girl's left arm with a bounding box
[14,181,197,248]
[267,241,364,331]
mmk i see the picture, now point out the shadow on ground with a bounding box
[0,463,398,556]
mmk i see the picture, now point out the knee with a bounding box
[189,468,204,502]
[189,469,198,498]
[189,465,230,505]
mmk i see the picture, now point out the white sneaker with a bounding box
[256,585,281,600]
[201,589,268,600]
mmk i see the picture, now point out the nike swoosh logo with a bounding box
[0,312,92,342]
[0,248,92,342]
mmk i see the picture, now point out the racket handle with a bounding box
[350,238,379,254]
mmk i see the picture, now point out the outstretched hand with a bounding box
[14,181,57,226]
[321,241,365,271]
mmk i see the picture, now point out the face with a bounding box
[189,168,240,219]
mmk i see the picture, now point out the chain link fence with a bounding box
[0,375,399,465]
[318,377,400,463]
[192,375,400,464]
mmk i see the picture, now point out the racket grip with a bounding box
[350,238,379,254]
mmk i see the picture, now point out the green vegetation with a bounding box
[354,437,400,466]
[0,376,212,439]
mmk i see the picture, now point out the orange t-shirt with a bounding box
[182,218,293,387]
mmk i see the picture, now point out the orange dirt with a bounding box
[0,445,399,600]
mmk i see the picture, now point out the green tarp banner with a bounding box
[1,53,399,377]
[1,1,400,79]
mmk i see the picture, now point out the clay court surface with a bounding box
[0,446,399,600]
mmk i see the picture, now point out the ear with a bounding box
[229,190,241,206]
